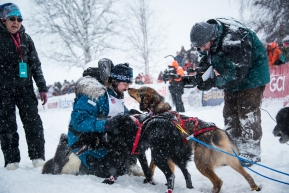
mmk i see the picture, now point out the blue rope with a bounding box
[188,136,289,185]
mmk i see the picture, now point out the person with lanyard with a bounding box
[0,3,48,170]
[68,62,144,177]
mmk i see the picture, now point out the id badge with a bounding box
[19,62,28,78]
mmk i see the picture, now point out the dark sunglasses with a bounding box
[8,17,23,22]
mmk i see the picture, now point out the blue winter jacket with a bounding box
[67,76,128,168]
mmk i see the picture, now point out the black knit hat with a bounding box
[190,22,216,47]
[110,63,133,83]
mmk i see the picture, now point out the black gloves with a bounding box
[105,117,119,135]
[197,78,216,91]
[102,117,119,143]
[182,75,203,88]
[274,59,284,66]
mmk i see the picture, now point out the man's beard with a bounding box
[112,82,124,99]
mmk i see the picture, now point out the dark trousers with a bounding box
[169,81,185,112]
[224,86,265,160]
[0,86,45,166]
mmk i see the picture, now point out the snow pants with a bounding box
[224,86,265,162]
[0,86,45,167]
[169,81,185,112]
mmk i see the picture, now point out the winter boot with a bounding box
[6,162,19,170]
[32,159,45,168]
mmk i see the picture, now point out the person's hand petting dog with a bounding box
[102,117,119,143]
[105,118,119,134]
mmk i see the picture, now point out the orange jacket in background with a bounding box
[267,42,281,67]
[169,60,184,82]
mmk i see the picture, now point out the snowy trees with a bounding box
[239,0,289,43]
[32,0,119,70]
[122,0,165,75]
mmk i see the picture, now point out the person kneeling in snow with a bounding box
[67,60,144,177]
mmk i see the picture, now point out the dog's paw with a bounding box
[144,178,155,185]
[252,185,261,191]
[102,178,114,185]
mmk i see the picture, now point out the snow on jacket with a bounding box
[0,23,47,92]
[68,76,129,168]
[204,18,270,92]
[267,42,281,67]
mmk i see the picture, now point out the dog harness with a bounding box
[130,115,143,155]
[169,111,218,137]
[129,111,218,154]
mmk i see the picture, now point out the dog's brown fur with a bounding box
[128,86,260,193]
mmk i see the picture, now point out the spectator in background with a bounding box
[180,45,187,57]
[61,79,70,94]
[175,51,183,66]
[189,49,199,66]
[266,42,281,67]
[183,58,194,71]
[157,71,164,83]
[275,35,289,65]
[143,74,153,84]
[163,60,185,112]
[70,80,75,93]
[0,3,47,170]
[135,76,144,85]
[47,85,54,97]
[53,82,61,96]
[180,52,188,68]
[187,43,194,53]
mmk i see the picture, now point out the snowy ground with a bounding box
[0,98,288,193]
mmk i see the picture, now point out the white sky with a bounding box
[0,0,241,85]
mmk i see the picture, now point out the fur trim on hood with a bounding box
[75,76,107,100]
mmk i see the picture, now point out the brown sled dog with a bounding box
[128,86,260,193]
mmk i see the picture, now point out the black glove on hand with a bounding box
[182,75,203,88]
[174,74,181,79]
[105,117,119,135]
[197,78,216,91]
[162,69,170,81]
[274,59,284,65]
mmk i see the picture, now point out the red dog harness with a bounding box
[170,111,217,137]
[130,115,143,155]
[129,111,217,154]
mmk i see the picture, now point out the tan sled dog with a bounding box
[128,86,260,193]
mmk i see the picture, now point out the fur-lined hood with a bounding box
[75,76,107,100]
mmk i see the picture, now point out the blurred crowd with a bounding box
[266,35,289,67]
[35,80,76,99]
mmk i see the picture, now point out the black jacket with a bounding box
[0,23,47,92]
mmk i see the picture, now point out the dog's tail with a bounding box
[42,133,71,174]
